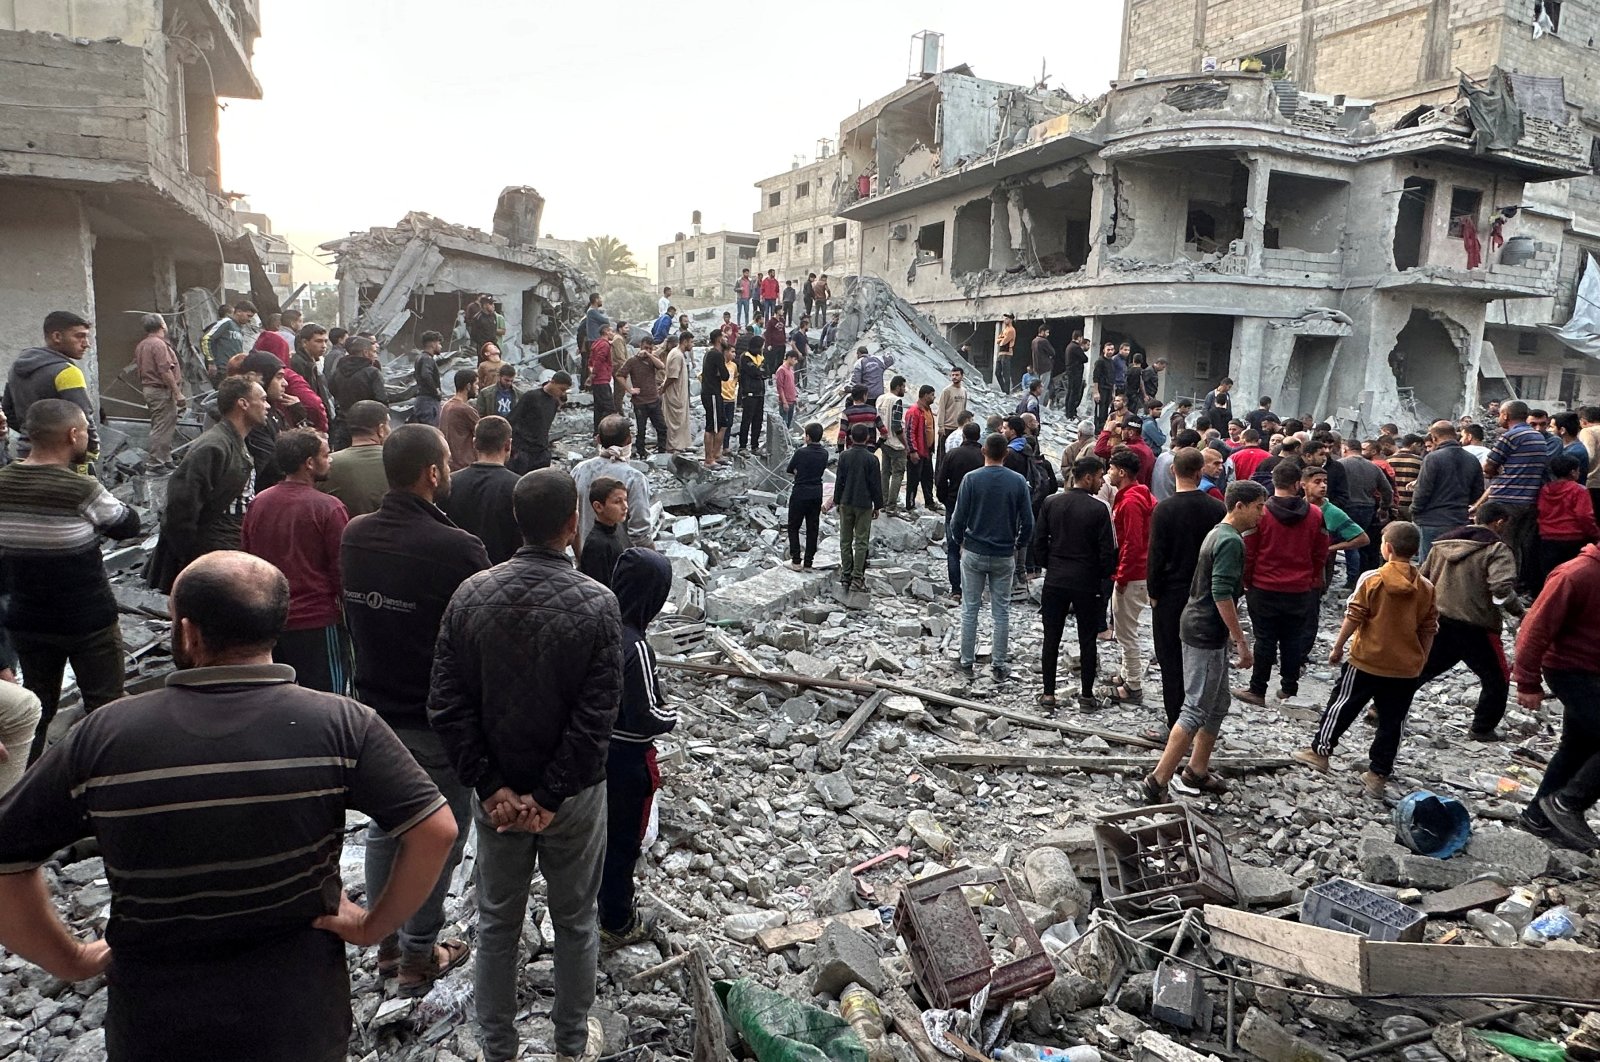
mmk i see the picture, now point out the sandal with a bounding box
[377,934,401,979]
[396,938,471,998]
[1036,693,1059,711]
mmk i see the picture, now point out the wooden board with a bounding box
[922,752,1294,772]
[1417,880,1512,917]
[818,691,888,771]
[754,908,882,953]
[870,679,1162,749]
[1203,905,1366,994]
[1364,940,1600,1001]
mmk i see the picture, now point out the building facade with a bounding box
[656,229,759,309]
[837,70,1586,429]
[1117,0,1600,408]
[225,204,294,307]
[752,153,857,285]
[0,0,261,397]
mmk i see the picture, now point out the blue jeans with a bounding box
[736,297,750,325]
[1417,524,1447,563]
[762,297,777,320]
[960,549,1015,669]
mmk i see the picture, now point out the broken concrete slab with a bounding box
[1238,1006,1346,1062]
[706,566,831,623]
[810,920,885,996]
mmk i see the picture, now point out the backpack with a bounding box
[1025,450,1057,508]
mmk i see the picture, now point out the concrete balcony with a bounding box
[178,0,262,99]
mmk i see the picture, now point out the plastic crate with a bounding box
[1300,878,1425,943]
[1094,803,1237,916]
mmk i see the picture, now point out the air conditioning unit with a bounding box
[890,224,910,241]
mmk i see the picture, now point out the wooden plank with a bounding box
[1203,905,1366,994]
[754,908,882,953]
[819,690,888,771]
[885,985,947,1062]
[871,679,1161,749]
[711,631,762,677]
[688,943,731,1062]
[1418,880,1512,917]
[1364,941,1600,1002]
[922,752,1294,772]
[658,658,877,695]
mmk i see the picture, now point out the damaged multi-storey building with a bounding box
[319,187,594,361]
[0,0,262,403]
[833,63,1590,427]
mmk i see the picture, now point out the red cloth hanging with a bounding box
[1461,216,1483,269]
[1489,215,1507,253]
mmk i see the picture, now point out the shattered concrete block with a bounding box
[813,866,860,917]
[891,619,922,637]
[951,707,985,732]
[814,772,858,810]
[1024,846,1091,921]
[706,566,823,623]
[1464,828,1551,881]
[800,605,833,623]
[882,695,927,722]
[672,516,699,543]
[864,644,903,674]
[1233,865,1297,907]
[785,651,840,680]
[810,921,884,996]
[871,567,916,593]
[1136,1029,1225,1062]
[1238,1006,1346,1062]
[782,698,819,725]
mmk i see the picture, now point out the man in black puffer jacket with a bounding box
[429,468,621,1062]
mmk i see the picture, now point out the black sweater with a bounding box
[787,443,829,503]
[1033,488,1117,589]
[1146,489,1227,600]
[938,441,985,508]
[341,491,490,728]
[442,463,520,564]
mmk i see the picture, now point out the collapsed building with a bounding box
[319,187,595,361]
[833,66,1591,429]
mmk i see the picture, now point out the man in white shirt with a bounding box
[657,287,672,317]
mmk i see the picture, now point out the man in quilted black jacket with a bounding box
[430,468,622,1062]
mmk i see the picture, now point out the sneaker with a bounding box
[1291,747,1330,773]
[1275,688,1297,702]
[1139,773,1169,806]
[1539,794,1600,851]
[1467,729,1502,742]
[1077,694,1103,714]
[1518,807,1557,840]
[787,561,804,571]
[1231,687,1267,707]
[1178,766,1231,795]
[955,661,975,680]
[991,666,1011,682]
[1360,770,1388,799]
[600,908,658,952]
[557,1016,606,1062]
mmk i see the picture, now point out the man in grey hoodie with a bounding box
[2,311,98,457]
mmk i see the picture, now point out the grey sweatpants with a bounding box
[474,780,606,1062]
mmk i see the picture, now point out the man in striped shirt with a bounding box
[0,400,142,764]
[1485,400,1551,588]
[0,551,456,1062]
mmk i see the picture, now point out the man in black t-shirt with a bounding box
[0,551,456,1062]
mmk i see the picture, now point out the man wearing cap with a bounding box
[1095,415,1156,486]
[476,363,521,419]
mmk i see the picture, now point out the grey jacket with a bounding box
[1411,441,1486,528]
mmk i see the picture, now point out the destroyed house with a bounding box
[837,70,1592,428]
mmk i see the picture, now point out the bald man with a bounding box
[0,551,457,1062]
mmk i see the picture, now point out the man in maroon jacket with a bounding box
[1516,543,1600,850]
[1236,461,1330,705]
[1094,415,1155,485]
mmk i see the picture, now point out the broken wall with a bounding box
[1329,292,1486,430]
[0,186,96,386]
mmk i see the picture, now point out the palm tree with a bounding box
[582,236,639,291]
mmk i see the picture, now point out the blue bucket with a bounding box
[1393,790,1472,858]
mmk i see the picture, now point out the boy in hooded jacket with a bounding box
[599,548,679,951]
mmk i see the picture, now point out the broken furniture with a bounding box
[1094,804,1237,916]
[1302,879,1427,943]
[893,866,1054,1010]
[1205,906,1600,1001]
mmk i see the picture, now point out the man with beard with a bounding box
[241,428,352,694]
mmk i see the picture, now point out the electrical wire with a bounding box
[1096,918,1600,1009]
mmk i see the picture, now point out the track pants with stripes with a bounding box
[1310,661,1418,777]
[274,625,354,695]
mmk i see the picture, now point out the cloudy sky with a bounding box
[219,1,1124,282]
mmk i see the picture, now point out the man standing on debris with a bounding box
[826,423,883,593]
[1411,420,1485,562]
[410,331,446,426]
[3,310,100,459]
[736,334,767,454]
[477,363,521,419]
[1235,461,1330,707]
[838,384,886,451]
[1340,440,1393,582]
[775,349,800,429]
[0,400,141,764]
[736,268,754,326]
[438,368,481,472]
[760,269,780,320]
[133,313,185,470]
[663,333,694,452]
[241,428,352,694]
[343,424,488,996]
[322,400,391,517]
[994,314,1017,394]
[430,468,620,1062]
[937,422,985,596]
[1143,480,1265,801]
[1146,447,1228,737]
[1202,377,1234,422]
[508,371,571,473]
[204,301,255,377]
[936,367,968,471]
[1061,331,1088,417]
[1030,325,1054,401]
[587,323,619,430]
[786,422,829,570]
[145,375,266,593]
[622,338,670,458]
[782,279,798,324]
[700,333,730,468]
[610,323,632,416]
[906,384,940,513]
[803,272,818,322]
[1091,341,1117,428]
[849,345,894,402]
[468,294,499,353]
[1035,455,1117,713]
[572,415,654,551]
[876,376,909,513]
[1514,540,1600,849]
[1106,450,1157,706]
[1485,400,1555,590]
[442,416,521,564]
[813,274,831,328]
[328,336,390,450]
[0,550,458,1061]
[292,323,336,427]
[949,433,1035,681]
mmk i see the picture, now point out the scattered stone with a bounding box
[810,921,884,996]
[1233,865,1298,907]
[1464,828,1551,880]
[1238,1006,1346,1062]
[814,772,858,810]
[1024,846,1092,921]
[864,643,903,674]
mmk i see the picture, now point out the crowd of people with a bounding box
[0,300,1598,1059]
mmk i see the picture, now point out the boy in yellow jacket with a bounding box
[1293,521,1438,797]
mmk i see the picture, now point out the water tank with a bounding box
[910,30,943,79]
[1501,235,1535,265]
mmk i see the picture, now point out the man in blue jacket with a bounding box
[948,434,1034,681]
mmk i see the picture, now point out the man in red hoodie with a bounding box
[1227,428,1271,484]
[1107,450,1155,704]
[1236,461,1330,705]
[759,269,780,321]
[1515,542,1600,850]
[1094,415,1155,485]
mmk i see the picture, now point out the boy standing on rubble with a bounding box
[827,423,883,593]
[1142,480,1265,803]
[1294,522,1439,799]
[599,548,678,950]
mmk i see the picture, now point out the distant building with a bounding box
[752,146,858,287]
[225,204,295,306]
[657,223,759,309]
[0,0,262,390]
